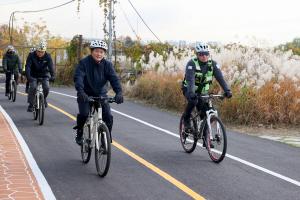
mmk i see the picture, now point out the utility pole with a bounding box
[108,0,113,61]
[77,34,83,63]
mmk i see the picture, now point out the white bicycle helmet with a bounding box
[90,40,108,51]
[36,40,47,51]
[30,47,36,53]
[195,42,209,53]
[6,45,15,52]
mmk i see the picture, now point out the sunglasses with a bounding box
[197,52,209,56]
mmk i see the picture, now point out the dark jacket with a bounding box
[2,52,21,73]
[25,52,54,79]
[74,55,122,96]
[184,58,230,94]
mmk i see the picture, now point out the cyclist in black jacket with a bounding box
[73,40,123,145]
[2,45,21,96]
[25,40,55,112]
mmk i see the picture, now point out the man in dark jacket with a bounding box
[2,45,21,96]
[25,40,55,112]
[73,39,123,145]
[182,42,232,133]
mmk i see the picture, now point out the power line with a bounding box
[8,0,75,44]
[0,0,34,5]
[126,0,162,43]
[118,2,140,40]
[11,0,75,14]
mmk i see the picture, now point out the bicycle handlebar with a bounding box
[198,94,225,99]
[88,96,116,103]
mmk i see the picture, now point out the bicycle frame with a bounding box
[86,103,106,151]
[193,95,223,140]
[10,74,15,86]
[35,82,43,108]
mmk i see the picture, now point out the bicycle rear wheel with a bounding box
[11,81,16,102]
[179,114,197,153]
[95,123,111,177]
[81,124,92,163]
[205,116,227,163]
[38,95,44,125]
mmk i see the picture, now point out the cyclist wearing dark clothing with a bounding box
[2,45,21,96]
[73,40,123,145]
[25,40,55,112]
[182,42,232,132]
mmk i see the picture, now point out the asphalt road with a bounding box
[0,81,299,200]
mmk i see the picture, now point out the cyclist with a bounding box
[25,40,55,112]
[73,40,123,145]
[182,42,232,132]
[2,45,21,96]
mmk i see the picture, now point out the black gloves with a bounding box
[78,91,89,102]
[224,90,232,98]
[49,76,55,82]
[115,93,124,104]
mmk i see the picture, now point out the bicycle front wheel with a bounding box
[33,96,38,120]
[8,84,12,100]
[38,95,44,125]
[81,124,92,164]
[12,81,17,102]
[95,123,111,177]
[205,116,227,163]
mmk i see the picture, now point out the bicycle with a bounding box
[7,71,17,102]
[179,94,227,163]
[80,96,115,177]
[32,78,45,125]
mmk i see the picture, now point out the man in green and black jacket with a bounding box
[182,42,232,132]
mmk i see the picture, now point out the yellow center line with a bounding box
[3,87,206,200]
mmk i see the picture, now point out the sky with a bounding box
[1,0,300,46]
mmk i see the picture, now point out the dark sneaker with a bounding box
[75,129,83,145]
[5,92,8,96]
[27,105,33,112]
[184,119,192,133]
[44,99,48,108]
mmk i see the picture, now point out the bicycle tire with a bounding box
[205,116,227,163]
[33,95,38,120]
[95,123,111,177]
[38,95,44,125]
[81,124,92,164]
[12,81,16,102]
[8,83,12,100]
[179,114,197,153]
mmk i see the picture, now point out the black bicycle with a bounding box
[32,78,45,125]
[179,94,227,163]
[80,96,115,177]
[7,71,17,102]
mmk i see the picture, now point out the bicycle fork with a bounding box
[205,109,219,140]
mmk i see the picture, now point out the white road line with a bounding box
[0,106,57,200]
[48,90,300,187]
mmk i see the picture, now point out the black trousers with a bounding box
[76,98,113,133]
[182,88,209,121]
[27,78,49,105]
[5,72,19,94]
